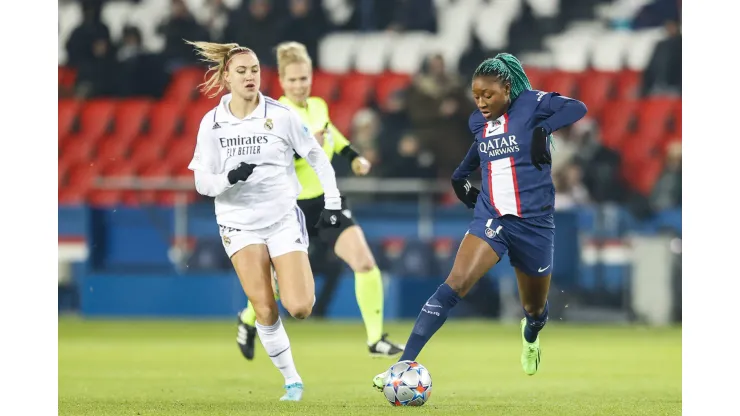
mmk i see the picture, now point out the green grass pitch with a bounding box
[59,317,681,415]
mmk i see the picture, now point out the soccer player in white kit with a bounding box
[185,41,344,402]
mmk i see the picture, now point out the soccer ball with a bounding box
[382,360,432,406]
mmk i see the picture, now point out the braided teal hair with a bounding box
[473,53,555,149]
[473,53,532,101]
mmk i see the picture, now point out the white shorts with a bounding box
[219,206,309,258]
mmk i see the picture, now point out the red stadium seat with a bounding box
[165,137,197,169]
[269,75,284,99]
[671,102,682,134]
[261,67,276,97]
[635,97,678,141]
[578,71,617,119]
[599,99,639,150]
[112,99,152,142]
[65,162,101,200]
[95,137,130,163]
[60,136,96,164]
[626,157,663,195]
[328,101,362,137]
[337,72,376,107]
[137,160,175,204]
[615,70,642,99]
[310,71,340,102]
[141,101,182,143]
[59,187,87,206]
[128,138,166,169]
[59,99,80,140]
[542,71,581,99]
[375,72,411,109]
[620,134,660,165]
[522,66,547,90]
[164,66,206,102]
[69,100,117,142]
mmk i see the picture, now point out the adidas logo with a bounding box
[295,238,301,244]
[212,122,221,129]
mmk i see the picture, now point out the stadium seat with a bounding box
[318,33,359,74]
[671,102,682,134]
[311,71,340,102]
[328,101,363,136]
[183,98,221,137]
[68,100,117,143]
[620,133,659,165]
[165,66,206,103]
[578,71,617,119]
[473,2,517,51]
[59,100,80,140]
[137,159,175,205]
[87,159,137,207]
[635,97,678,140]
[599,99,639,149]
[625,156,663,195]
[66,161,101,198]
[625,28,667,71]
[547,32,593,72]
[95,137,130,163]
[591,30,631,71]
[523,66,547,90]
[388,31,436,74]
[112,99,152,142]
[337,72,376,107]
[128,137,166,170]
[354,32,397,74]
[542,71,582,99]
[58,187,87,206]
[375,72,412,108]
[261,67,276,97]
[615,69,642,99]
[141,101,183,143]
[60,136,96,165]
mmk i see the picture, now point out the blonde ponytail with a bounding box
[185,40,254,98]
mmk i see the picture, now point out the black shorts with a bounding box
[297,195,356,245]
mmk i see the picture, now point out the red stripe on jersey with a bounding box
[509,156,522,217]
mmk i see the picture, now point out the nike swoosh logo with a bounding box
[424,303,442,308]
[538,265,551,273]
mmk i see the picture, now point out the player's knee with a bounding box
[253,302,279,325]
[350,255,376,273]
[522,303,546,317]
[284,300,313,320]
[444,271,473,297]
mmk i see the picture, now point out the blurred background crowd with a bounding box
[58,0,681,323]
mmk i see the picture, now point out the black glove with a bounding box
[531,126,552,171]
[451,178,480,209]
[227,162,257,185]
[316,209,342,229]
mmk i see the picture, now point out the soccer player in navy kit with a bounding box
[373,53,587,389]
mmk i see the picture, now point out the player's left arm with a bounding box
[533,92,588,134]
[324,101,371,176]
[286,111,342,210]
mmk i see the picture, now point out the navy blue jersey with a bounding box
[454,90,586,219]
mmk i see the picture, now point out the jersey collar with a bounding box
[214,92,267,123]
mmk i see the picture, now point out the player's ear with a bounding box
[504,82,511,98]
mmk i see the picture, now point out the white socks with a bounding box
[255,317,302,386]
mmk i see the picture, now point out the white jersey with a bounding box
[188,93,341,231]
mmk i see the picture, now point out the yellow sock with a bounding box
[240,302,257,326]
[240,290,280,327]
[355,266,384,344]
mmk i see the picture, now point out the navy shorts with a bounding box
[467,213,555,277]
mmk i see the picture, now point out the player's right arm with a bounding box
[452,110,484,180]
[188,112,234,197]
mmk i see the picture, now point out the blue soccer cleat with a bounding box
[280,382,304,401]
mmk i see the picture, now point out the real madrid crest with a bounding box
[222,235,231,246]
[264,118,274,130]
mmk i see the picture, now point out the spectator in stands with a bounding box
[74,36,119,98]
[641,19,682,97]
[224,0,284,68]
[158,0,210,70]
[650,141,682,212]
[279,0,328,62]
[381,133,436,179]
[65,0,110,67]
[116,26,169,98]
[406,53,474,178]
[376,89,412,166]
[554,162,590,210]
[572,120,626,204]
[194,0,233,43]
[385,0,437,33]
[348,109,381,177]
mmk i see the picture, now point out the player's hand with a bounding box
[351,156,372,176]
[227,162,257,185]
[316,209,342,229]
[313,128,329,146]
[530,126,552,171]
[451,178,480,209]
